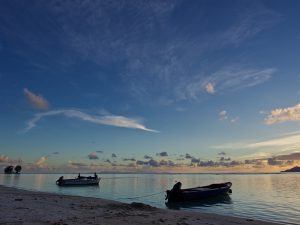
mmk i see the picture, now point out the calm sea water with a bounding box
[1,173,299,224]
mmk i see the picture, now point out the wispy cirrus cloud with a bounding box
[219,110,228,120]
[264,103,300,125]
[177,67,275,101]
[0,1,281,105]
[213,132,300,152]
[246,133,300,149]
[203,67,275,94]
[220,6,281,46]
[218,110,239,123]
[24,88,50,110]
[25,109,157,132]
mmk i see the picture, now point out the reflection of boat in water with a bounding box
[56,173,101,186]
[166,182,232,203]
[166,194,232,210]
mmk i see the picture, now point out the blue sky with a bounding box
[0,0,299,172]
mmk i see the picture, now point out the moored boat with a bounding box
[56,173,101,186]
[166,182,232,202]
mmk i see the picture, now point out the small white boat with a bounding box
[56,174,101,186]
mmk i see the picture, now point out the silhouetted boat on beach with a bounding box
[166,193,232,209]
[165,182,232,202]
[56,173,101,186]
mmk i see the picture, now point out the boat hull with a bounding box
[56,178,100,186]
[166,182,232,202]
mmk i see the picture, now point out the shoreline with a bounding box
[0,185,282,225]
[0,172,287,174]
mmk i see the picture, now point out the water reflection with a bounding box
[165,194,232,210]
[3,174,13,185]
[12,174,20,186]
[0,173,299,224]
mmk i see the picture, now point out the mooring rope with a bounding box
[100,176,138,180]
[118,191,165,200]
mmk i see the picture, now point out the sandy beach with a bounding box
[0,185,282,225]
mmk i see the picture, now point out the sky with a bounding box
[0,0,300,173]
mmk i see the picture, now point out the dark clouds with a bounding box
[185,153,193,159]
[148,159,159,167]
[198,160,215,167]
[176,158,185,161]
[267,158,282,166]
[218,151,226,155]
[275,153,300,160]
[88,152,99,160]
[156,151,168,157]
[219,157,231,161]
[135,159,176,167]
[197,160,242,167]
[136,160,148,166]
[191,158,200,164]
[144,155,152,159]
[105,159,111,163]
[123,158,136,162]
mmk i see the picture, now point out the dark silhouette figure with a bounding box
[4,166,14,174]
[172,182,182,193]
[14,165,22,174]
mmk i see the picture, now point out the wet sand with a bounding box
[0,185,282,225]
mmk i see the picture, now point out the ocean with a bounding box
[1,173,299,224]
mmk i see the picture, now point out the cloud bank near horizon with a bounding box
[3,150,300,173]
[265,103,300,125]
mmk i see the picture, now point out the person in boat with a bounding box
[166,181,182,201]
[171,182,182,193]
[78,173,81,179]
[58,176,64,181]
[94,173,98,179]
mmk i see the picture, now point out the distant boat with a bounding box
[165,182,232,202]
[56,173,101,186]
